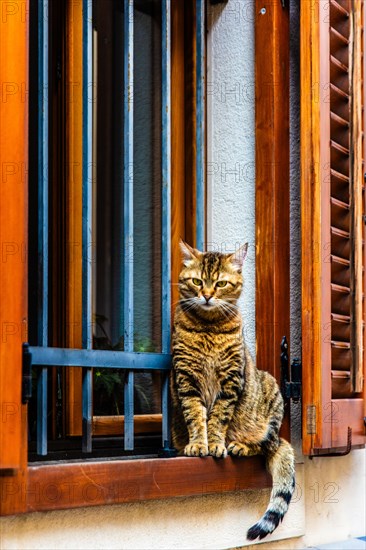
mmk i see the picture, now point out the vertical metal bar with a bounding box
[82,0,93,453]
[123,0,134,450]
[196,0,205,251]
[161,0,172,448]
[37,0,49,456]
[161,371,170,449]
[82,366,93,451]
[124,371,134,450]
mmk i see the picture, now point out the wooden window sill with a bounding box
[4,456,271,515]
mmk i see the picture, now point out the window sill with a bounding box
[7,455,271,515]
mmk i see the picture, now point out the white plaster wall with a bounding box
[1,2,365,550]
[206,0,256,357]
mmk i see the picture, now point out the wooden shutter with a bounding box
[0,0,28,473]
[301,0,366,455]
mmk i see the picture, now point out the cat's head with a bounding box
[178,240,248,320]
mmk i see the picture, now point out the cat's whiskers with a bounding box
[174,297,194,306]
[224,299,239,309]
[217,299,238,314]
[215,301,233,321]
[180,297,199,314]
[221,303,238,313]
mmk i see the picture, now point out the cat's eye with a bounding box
[216,280,228,288]
[192,278,203,286]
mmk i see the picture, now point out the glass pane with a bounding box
[93,0,162,416]
[133,0,162,354]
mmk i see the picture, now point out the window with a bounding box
[301,0,366,454]
[27,0,177,460]
[25,0,210,461]
[1,0,291,515]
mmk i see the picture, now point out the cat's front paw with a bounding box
[184,442,208,457]
[227,441,253,457]
[208,443,227,458]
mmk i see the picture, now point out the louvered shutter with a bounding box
[301,0,366,455]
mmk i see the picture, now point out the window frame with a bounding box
[255,0,291,442]
[0,0,290,516]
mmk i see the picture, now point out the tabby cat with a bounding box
[171,241,295,541]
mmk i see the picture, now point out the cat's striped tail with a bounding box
[246,438,295,541]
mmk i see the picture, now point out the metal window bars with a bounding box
[25,0,205,458]
[36,0,49,457]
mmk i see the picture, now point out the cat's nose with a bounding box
[203,294,212,303]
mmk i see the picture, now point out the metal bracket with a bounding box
[280,336,301,403]
[311,427,353,458]
[158,440,178,458]
[22,343,32,404]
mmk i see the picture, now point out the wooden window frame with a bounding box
[0,0,289,515]
[255,0,290,442]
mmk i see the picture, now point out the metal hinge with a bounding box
[306,405,316,434]
[280,336,301,403]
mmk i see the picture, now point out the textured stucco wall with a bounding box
[1,2,365,549]
[207,0,256,358]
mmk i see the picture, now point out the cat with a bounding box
[171,240,295,541]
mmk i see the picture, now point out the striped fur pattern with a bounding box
[171,241,295,541]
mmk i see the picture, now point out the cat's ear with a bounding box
[227,243,248,272]
[179,240,201,266]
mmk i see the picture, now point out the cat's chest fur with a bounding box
[198,353,224,412]
[182,329,242,411]
[172,306,244,412]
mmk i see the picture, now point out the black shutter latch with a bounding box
[22,343,32,404]
[280,336,302,403]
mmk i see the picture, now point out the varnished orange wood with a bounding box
[184,0,197,247]
[301,0,329,455]
[301,0,334,455]
[330,398,365,448]
[319,0,334,451]
[255,1,290,441]
[301,1,366,454]
[64,0,83,436]
[0,0,29,513]
[363,0,366,424]
[171,0,199,309]
[0,0,28,473]
[92,414,162,436]
[171,0,186,314]
[349,1,364,393]
[2,456,271,515]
